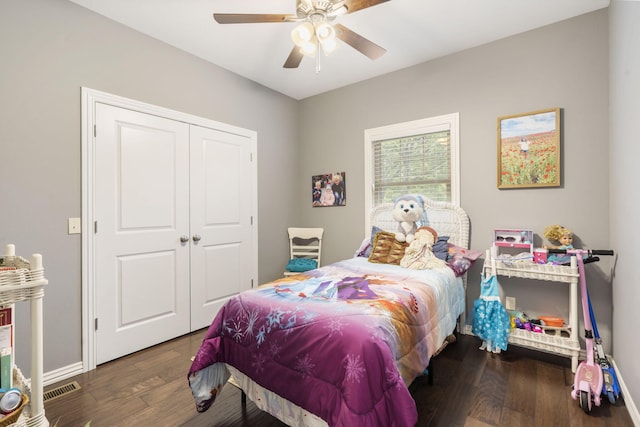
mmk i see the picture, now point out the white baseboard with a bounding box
[610,357,640,426]
[43,362,83,387]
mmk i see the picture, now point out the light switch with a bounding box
[68,218,81,235]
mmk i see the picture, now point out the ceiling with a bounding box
[68,0,609,100]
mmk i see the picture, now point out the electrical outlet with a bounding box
[505,296,516,311]
[68,218,81,235]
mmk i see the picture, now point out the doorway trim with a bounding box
[80,87,258,371]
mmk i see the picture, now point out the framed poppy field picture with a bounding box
[497,107,561,189]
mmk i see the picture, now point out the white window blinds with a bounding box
[372,130,451,204]
[364,113,459,231]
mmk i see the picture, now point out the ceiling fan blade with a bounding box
[343,0,391,14]
[334,23,386,60]
[213,13,295,24]
[283,47,304,68]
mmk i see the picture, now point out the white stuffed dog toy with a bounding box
[392,195,425,243]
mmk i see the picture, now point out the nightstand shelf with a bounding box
[483,248,580,372]
[0,245,48,427]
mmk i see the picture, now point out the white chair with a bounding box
[284,227,324,276]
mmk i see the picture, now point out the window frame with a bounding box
[364,113,460,233]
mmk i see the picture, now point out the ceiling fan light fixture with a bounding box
[319,37,338,55]
[291,22,315,46]
[299,40,318,57]
[315,22,335,41]
[314,21,337,55]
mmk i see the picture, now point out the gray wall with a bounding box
[299,11,614,359]
[301,11,609,263]
[0,0,299,376]
[610,0,640,418]
[298,9,612,349]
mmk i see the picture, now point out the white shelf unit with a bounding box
[483,248,581,372]
[0,245,48,427]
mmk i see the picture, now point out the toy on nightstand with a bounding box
[543,225,574,264]
[543,225,574,249]
[493,229,533,252]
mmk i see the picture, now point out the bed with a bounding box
[188,197,471,426]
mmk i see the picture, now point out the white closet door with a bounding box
[189,125,254,329]
[94,103,191,364]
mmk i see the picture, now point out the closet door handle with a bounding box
[192,234,202,243]
[180,235,190,243]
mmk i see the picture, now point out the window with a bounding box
[364,113,460,218]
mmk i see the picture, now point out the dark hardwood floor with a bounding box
[44,330,635,427]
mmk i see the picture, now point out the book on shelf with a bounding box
[0,307,12,389]
[0,347,11,389]
[0,307,11,327]
[0,306,12,349]
[0,325,10,351]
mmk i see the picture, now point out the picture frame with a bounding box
[497,107,561,189]
[312,172,346,207]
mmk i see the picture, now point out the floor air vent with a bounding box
[43,381,81,402]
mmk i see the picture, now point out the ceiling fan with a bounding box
[213,0,390,69]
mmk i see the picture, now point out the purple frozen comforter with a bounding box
[188,257,464,426]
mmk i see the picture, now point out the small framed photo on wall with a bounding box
[312,172,346,207]
[497,107,561,189]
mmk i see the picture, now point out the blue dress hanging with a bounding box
[472,274,511,353]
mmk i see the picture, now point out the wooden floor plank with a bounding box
[534,360,570,427]
[503,351,537,416]
[468,356,509,425]
[499,407,535,427]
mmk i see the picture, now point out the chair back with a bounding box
[288,227,324,267]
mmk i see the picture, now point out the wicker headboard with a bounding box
[369,198,470,249]
[370,197,471,331]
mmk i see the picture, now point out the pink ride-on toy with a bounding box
[549,248,614,414]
